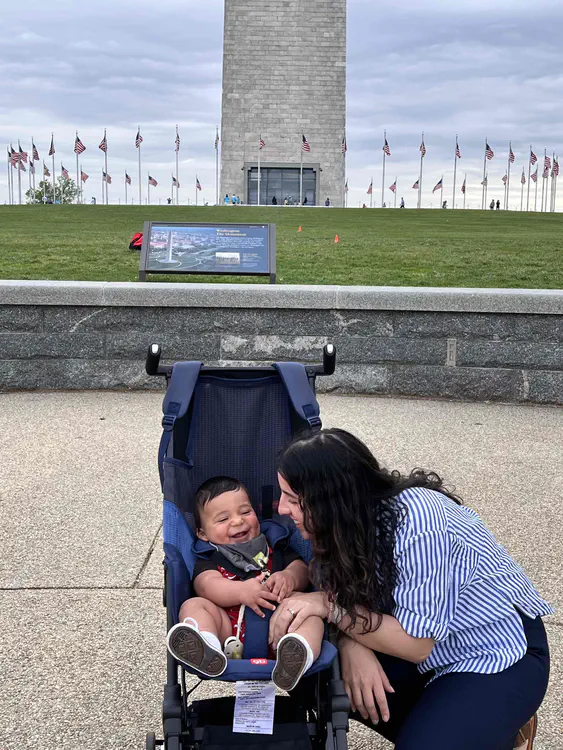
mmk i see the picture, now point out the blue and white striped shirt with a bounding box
[392,487,553,680]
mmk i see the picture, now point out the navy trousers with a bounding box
[351,613,550,750]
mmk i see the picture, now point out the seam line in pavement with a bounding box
[0,585,162,591]
[132,522,163,589]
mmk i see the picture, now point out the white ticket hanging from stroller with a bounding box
[233,680,276,735]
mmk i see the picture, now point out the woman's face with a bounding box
[277,472,310,539]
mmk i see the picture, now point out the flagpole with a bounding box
[257,134,261,206]
[75,133,80,204]
[394,180,397,208]
[417,132,424,209]
[51,135,56,204]
[534,167,538,212]
[452,135,458,209]
[520,169,524,212]
[540,148,546,212]
[463,174,467,210]
[174,125,179,206]
[553,158,558,213]
[138,128,142,206]
[28,153,32,202]
[7,149,12,205]
[215,127,219,205]
[17,141,22,204]
[370,177,373,209]
[381,130,386,208]
[550,151,555,212]
[31,139,36,200]
[440,177,443,208]
[526,145,532,212]
[299,144,303,205]
[101,171,105,204]
[484,174,488,208]
[481,138,487,209]
[505,141,512,210]
[147,175,150,206]
[196,178,198,207]
[125,173,128,205]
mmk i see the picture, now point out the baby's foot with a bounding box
[166,619,227,677]
[272,633,314,691]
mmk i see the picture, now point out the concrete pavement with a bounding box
[0,391,561,749]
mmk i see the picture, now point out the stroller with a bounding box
[145,344,350,750]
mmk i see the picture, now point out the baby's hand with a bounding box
[239,573,278,617]
[263,570,296,602]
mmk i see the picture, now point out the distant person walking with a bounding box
[325,198,331,207]
[496,200,501,210]
[400,197,405,209]
[224,194,230,205]
[272,196,277,205]
[490,199,495,210]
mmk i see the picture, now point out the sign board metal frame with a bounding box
[139,221,276,284]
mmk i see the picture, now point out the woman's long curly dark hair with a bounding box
[277,428,462,633]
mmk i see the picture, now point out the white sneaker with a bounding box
[272,633,314,691]
[166,620,227,677]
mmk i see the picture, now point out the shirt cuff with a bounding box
[393,605,449,642]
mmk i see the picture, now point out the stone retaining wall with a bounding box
[0,281,561,404]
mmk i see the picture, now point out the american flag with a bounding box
[260,136,265,150]
[125,172,131,185]
[19,145,28,163]
[172,175,180,187]
[148,175,157,187]
[455,139,461,159]
[508,147,515,164]
[420,139,426,157]
[302,134,310,153]
[29,161,35,175]
[99,132,107,152]
[502,174,507,185]
[74,135,86,154]
[344,179,348,193]
[342,136,347,155]
[553,159,560,177]
[9,146,18,166]
[531,169,538,183]
[48,135,55,156]
[412,180,419,189]
[389,179,397,193]
[383,138,390,156]
[81,170,89,183]
[43,162,50,177]
[196,176,202,191]
[485,142,494,160]
[481,176,488,186]
[19,160,26,172]
[103,171,112,184]
[530,150,537,165]
[432,178,443,193]
[544,155,551,170]
[367,181,372,195]
[32,142,39,161]
[61,164,70,180]
[521,170,526,185]
[135,129,143,148]
[175,129,180,152]
[215,129,219,150]
[461,178,466,194]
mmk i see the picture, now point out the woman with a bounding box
[270,429,552,750]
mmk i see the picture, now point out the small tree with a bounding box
[26,177,79,204]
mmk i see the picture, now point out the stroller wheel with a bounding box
[146,731,157,750]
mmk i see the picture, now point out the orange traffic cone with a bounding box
[334,234,339,243]
[298,226,302,232]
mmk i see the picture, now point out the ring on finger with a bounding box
[288,608,296,617]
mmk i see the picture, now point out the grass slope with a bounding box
[1,205,561,288]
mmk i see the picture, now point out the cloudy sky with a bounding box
[2,0,563,209]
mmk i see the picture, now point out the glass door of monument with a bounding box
[248,167,316,206]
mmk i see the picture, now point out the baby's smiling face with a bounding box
[197,487,260,545]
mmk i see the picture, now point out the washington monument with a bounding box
[220,0,347,207]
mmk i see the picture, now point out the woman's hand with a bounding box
[339,636,394,724]
[269,591,329,648]
[239,574,279,617]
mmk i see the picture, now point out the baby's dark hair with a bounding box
[194,476,249,529]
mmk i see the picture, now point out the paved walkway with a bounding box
[0,392,561,750]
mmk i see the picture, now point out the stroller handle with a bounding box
[145,343,336,378]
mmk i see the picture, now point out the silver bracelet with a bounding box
[329,603,346,626]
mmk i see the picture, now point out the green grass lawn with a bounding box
[1,205,561,288]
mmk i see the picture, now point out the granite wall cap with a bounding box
[1,280,562,314]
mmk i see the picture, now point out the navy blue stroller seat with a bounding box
[159,359,337,681]
[146,344,349,750]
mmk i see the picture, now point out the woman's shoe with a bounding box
[272,633,314,691]
[514,714,537,750]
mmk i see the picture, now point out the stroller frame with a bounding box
[145,344,350,750]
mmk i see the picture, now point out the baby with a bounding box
[166,476,323,691]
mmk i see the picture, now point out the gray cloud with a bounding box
[1,0,562,208]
